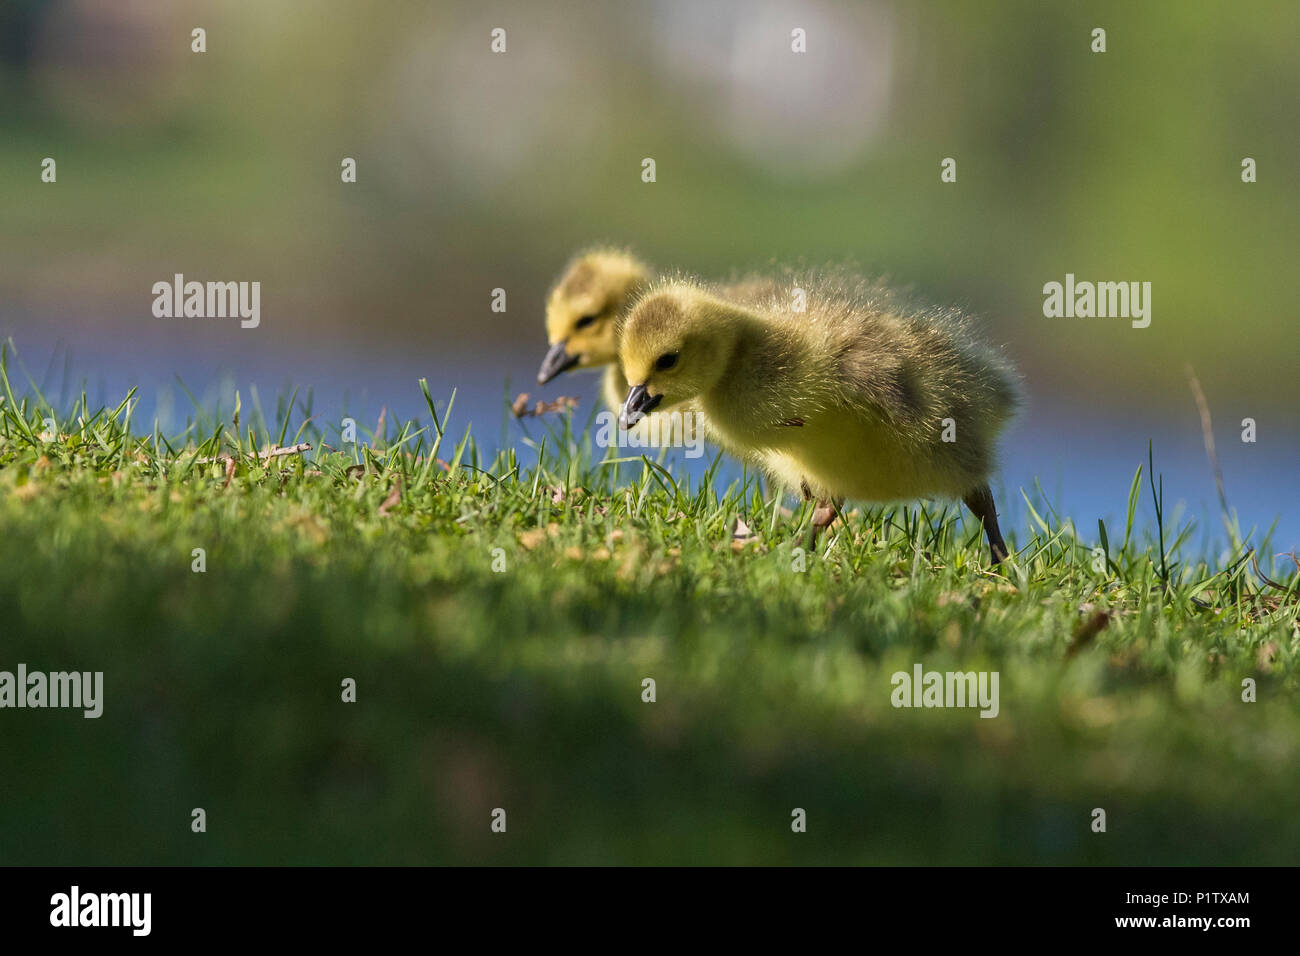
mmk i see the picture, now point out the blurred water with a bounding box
[7,323,1295,562]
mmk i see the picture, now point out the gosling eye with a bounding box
[655,352,679,371]
[574,313,600,330]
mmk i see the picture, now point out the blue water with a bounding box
[5,325,1296,565]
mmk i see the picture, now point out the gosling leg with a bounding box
[962,483,1009,565]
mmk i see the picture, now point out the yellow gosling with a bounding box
[537,248,650,413]
[616,276,1022,563]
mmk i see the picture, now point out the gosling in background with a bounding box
[536,248,782,415]
[617,274,1022,563]
[537,248,650,414]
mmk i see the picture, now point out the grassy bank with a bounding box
[1,359,1296,865]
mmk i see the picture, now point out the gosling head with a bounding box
[537,249,650,385]
[618,283,737,429]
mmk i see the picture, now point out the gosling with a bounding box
[616,277,1022,563]
[536,248,782,414]
[537,248,651,415]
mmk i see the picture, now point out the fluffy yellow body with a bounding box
[617,276,1021,516]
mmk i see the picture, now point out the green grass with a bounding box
[1,351,1297,865]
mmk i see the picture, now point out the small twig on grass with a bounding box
[1186,364,1236,545]
[378,476,403,516]
[197,442,312,465]
[512,393,579,418]
[1250,548,1295,594]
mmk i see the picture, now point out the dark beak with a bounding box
[619,383,662,429]
[537,340,580,385]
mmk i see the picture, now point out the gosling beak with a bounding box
[537,340,580,385]
[619,383,662,429]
